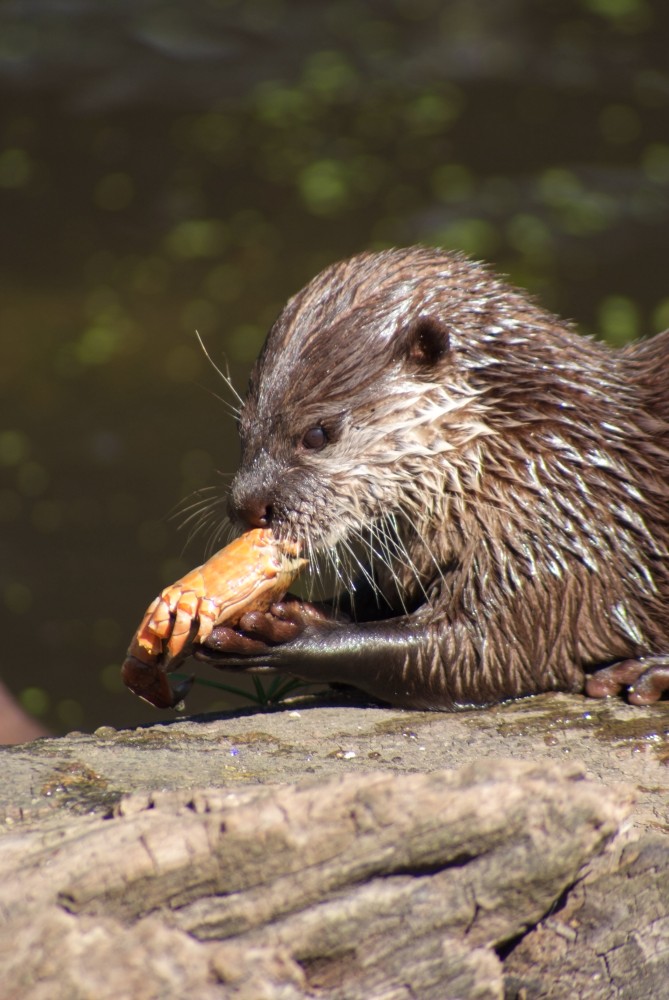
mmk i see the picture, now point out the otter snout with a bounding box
[229,449,330,544]
[230,491,273,530]
[229,470,275,530]
[229,447,301,530]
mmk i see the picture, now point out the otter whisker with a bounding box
[394,506,448,590]
[195,330,243,416]
[175,498,224,531]
[383,510,434,604]
[188,508,227,554]
[368,519,414,614]
[203,515,236,559]
[337,529,381,596]
[171,491,223,544]
[168,485,219,521]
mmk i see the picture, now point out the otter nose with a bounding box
[230,494,273,530]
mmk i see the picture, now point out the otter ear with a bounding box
[399,316,450,367]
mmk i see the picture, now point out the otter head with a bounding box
[227,246,552,569]
[221,245,645,622]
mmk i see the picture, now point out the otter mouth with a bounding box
[286,514,427,619]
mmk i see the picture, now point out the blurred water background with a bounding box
[1,0,668,735]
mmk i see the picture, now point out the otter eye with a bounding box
[302,425,328,450]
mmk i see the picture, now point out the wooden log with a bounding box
[0,758,631,1000]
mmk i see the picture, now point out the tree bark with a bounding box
[0,695,667,998]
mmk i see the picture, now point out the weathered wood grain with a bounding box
[0,696,667,998]
[0,758,631,999]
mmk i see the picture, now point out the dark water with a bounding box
[1,0,668,734]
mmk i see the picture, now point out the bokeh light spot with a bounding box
[94,172,135,211]
[303,50,359,101]
[431,164,473,203]
[4,581,32,614]
[254,83,312,126]
[538,168,583,207]
[642,143,669,183]
[76,324,123,365]
[433,218,498,257]
[652,298,669,332]
[228,324,265,362]
[506,214,554,257]
[20,687,50,717]
[165,219,229,258]
[403,90,463,134]
[0,147,33,188]
[0,430,29,465]
[298,160,350,215]
[598,295,640,344]
[582,0,649,23]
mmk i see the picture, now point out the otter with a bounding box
[195,246,669,709]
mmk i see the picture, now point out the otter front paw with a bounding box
[585,656,669,704]
[194,598,340,664]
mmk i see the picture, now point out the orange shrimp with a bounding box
[121,528,306,709]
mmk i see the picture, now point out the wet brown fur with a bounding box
[228,247,669,706]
